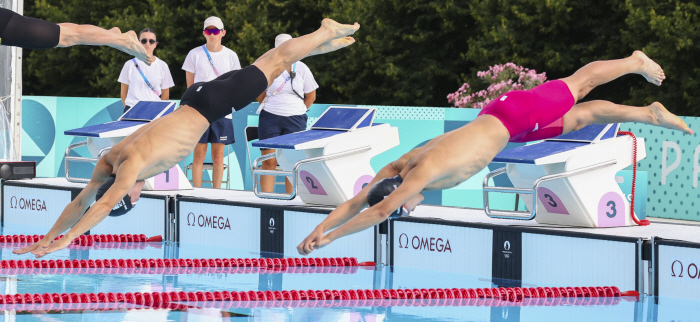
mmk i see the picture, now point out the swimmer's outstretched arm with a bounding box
[30,159,140,258]
[297,163,401,255]
[314,166,433,251]
[12,158,113,255]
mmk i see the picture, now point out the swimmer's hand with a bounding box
[12,238,51,255]
[297,228,325,255]
[314,237,332,250]
[31,236,73,258]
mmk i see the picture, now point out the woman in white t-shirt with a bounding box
[182,16,242,189]
[118,28,175,113]
[117,28,174,205]
[256,34,318,193]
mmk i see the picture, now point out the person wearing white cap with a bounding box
[256,33,318,194]
[182,16,242,189]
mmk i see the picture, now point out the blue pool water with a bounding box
[0,223,698,322]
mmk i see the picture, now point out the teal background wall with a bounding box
[22,96,689,219]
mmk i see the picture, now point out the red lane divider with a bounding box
[0,234,162,245]
[0,295,630,312]
[0,287,637,311]
[0,257,372,271]
[0,265,361,276]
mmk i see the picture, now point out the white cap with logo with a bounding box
[275,34,293,48]
[203,16,224,30]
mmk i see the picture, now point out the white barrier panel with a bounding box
[90,196,167,237]
[522,233,638,291]
[655,240,700,301]
[391,220,493,289]
[178,200,260,253]
[2,184,71,230]
[283,210,375,262]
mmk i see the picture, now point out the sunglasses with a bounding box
[140,39,157,45]
[204,29,222,36]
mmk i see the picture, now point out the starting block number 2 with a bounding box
[537,188,569,215]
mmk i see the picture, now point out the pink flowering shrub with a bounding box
[447,63,547,108]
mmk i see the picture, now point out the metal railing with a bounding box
[482,159,617,220]
[251,146,371,200]
[64,141,111,183]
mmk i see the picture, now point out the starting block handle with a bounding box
[64,142,112,184]
[483,159,618,220]
[252,146,372,200]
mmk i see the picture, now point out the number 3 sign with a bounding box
[598,192,625,227]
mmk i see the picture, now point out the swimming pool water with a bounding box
[0,223,697,322]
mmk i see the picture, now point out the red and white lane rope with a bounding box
[0,257,374,271]
[0,286,638,311]
[0,265,361,276]
[0,234,162,245]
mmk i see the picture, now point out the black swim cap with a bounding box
[96,175,133,217]
[366,175,409,219]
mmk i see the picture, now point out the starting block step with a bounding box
[484,123,645,227]
[252,106,399,206]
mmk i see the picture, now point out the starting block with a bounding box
[483,123,646,227]
[64,101,192,191]
[251,106,400,206]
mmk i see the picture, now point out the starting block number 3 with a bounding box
[598,192,625,227]
[537,188,569,215]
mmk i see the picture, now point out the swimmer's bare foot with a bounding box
[307,37,356,57]
[321,18,360,39]
[649,102,693,135]
[633,51,665,86]
[116,30,151,65]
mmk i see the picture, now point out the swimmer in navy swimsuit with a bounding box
[0,8,150,63]
[14,18,361,258]
[298,51,693,255]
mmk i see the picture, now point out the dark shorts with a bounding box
[181,65,268,124]
[0,8,60,49]
[199,117,235,144]
[258,109,308,149]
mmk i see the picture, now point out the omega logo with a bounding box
[671,260,700,279]
[8,196,47,211]
[186,212,231,230]
[398,233,452,253]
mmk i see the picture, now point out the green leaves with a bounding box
[21,0,700,115]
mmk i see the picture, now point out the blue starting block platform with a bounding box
[483,123,646,227]
[63,101,191,191]
[251,106,399,206]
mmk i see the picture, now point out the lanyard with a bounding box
[271,63,296,96]
[132,59,160,97]
[202,45,221,77]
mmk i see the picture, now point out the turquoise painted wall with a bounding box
[22,95,691,220]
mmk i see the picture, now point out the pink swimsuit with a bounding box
[478,80,575,143]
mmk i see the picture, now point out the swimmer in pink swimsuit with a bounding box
[298,51,694,255]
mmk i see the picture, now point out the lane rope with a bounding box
[0,286,638,311]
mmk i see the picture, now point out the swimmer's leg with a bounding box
[57,23,151,64]
[253,19,359,85]
[562,100,692,135]
[561,51,665,101]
